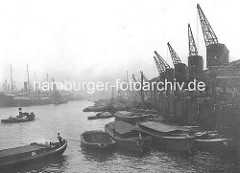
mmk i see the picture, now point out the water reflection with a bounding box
[81,149,115,162]
[1,156,67,173]
[0,101,239,173]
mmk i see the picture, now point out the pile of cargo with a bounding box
[83,100,129,113]
[88,112,115,120]
[130,108,158,114]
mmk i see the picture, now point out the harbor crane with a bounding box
[153,56,164,75]
[154,51,170,69]
[153,51,171,76]
[167,42,182,65]
[188,23,204,80]
[197,4,218,47]
[197,4,229,68]
[188,24,198,56]
[143,74,148,82]
[167,42,188,82]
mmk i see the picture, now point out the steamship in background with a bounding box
[0,66,82,107]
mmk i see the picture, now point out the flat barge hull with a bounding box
[0,142,67,170]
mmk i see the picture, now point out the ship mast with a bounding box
[27,64,30,92]
[132,73,138,82]
[140,71,145,106]
[10,65,14,92]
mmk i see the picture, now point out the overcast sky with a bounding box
[0,0,239,87]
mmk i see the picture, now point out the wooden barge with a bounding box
[105,121,152,152]
[81,130,115,150]
[0,140,67,170]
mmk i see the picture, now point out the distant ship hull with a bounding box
[0,92,71,107]
[0,94,51,107]
[0,91,82,107]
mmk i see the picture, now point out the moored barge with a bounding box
[81,130,115,150]
[105,121,152,152]
[138,121,195,152]
[0,140,67,170]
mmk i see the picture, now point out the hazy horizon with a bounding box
[0,0,239,89]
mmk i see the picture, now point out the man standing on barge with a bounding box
[58,133,63,145]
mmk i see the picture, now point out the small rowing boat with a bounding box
[192,130,231,151]
[81,130,115,150]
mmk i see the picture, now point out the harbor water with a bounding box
[0,100,238,173]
